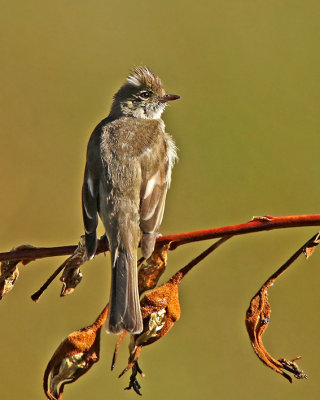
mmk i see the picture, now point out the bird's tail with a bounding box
[106,235,143,335]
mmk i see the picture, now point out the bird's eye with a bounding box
[140,91,152,99]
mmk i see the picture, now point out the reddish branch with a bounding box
[1,214,320,262]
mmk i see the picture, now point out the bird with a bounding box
[82,66,180,334]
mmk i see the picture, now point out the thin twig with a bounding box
[170,236,231,284]
[260,231,320,293]
[31,260,69,302]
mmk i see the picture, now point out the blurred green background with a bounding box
[1,0,320,399]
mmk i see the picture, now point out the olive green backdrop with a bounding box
[1,1,320,399]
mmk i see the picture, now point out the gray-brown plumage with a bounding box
[82,67,179,334]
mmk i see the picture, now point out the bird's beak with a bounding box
[159,94,180,103]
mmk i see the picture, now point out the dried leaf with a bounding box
[303,232,320,259]
[44,305,108,400]
[60,267,83,296]
[59,237,86,296]
[136,278,181,348]
[118,274,182,392]
[245,287,305,382]
[138,243,169,294]
[115,238,230,394]
[0,261,19,300]
[31,238,87,302]
[245,233,319,382]
[0,244,37,299]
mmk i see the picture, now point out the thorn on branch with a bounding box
[251,215,274,223]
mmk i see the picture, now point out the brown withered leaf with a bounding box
[246,287,307,382]
[245,233,320,382]
[60,267,82,296]
[60,237,86,296]
[44,305,108,400]
[118,277,181,372]
[0,244,37,299]
[115,238,231,395]
[138,242,169,294]
[31,237,87,302]
[303,232,320,259]
[117,276,181,394]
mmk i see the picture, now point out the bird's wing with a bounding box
[139,167,168,258]
[82,165,100,259]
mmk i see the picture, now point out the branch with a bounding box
[1,214,320,262]
[162,214,320,248]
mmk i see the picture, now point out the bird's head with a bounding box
[110,66,180,119]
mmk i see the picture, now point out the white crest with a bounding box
[126,66,161,88]
[126,75,141,87]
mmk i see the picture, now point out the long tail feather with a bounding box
[106,246,143,334]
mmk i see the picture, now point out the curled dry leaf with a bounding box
[0,244,37,299]
[113,278,180,382]
[138,242,169,294]
[31,237,88,302]
[117,276,181,394]
[117,238,230,394]
[136,275,181,348]
[303,232,320,259]
[246,233,320,382]
[60,237,87,296]
[0,260,19,300]
[60,267,82,297]
[246,287,307,382]
[43,305,108,400]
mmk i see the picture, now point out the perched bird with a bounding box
[82,67,180,334]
